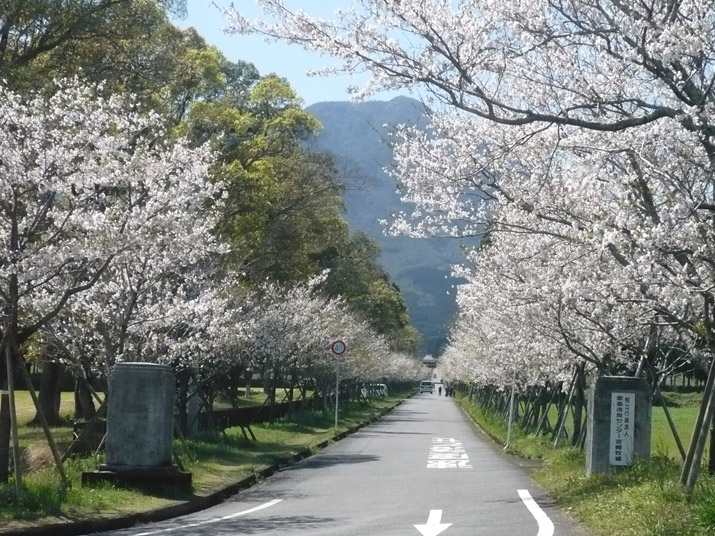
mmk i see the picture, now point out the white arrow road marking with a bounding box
[518,489,554,536]
[414,509,452,536]
[134,499,282,536]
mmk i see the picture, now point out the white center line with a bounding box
[134,499,282,536]
[517,489,554,536]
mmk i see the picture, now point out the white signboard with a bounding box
[610,392,635,466]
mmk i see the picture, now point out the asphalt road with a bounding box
[98,393,588,536]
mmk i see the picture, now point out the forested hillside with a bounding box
[307,97,473,354]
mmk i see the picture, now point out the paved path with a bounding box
[98,394,589,535]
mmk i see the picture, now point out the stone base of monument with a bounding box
[82,465,192,493]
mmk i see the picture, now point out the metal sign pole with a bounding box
[506,368,516,450]
[330,340,346,433]
[335,359,340,431]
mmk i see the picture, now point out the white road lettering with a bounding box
[414,509,452,536]
[428,453,470,460]
[133,499,282,536]
[518,489,554,536]
[427,438,472,469]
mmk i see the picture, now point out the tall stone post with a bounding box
[104,362,174,468]
[83,362,191,490]
[586,376,651,476]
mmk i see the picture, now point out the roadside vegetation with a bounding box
[0,388,410,531]
[0,0,423,505]
[456,390,715,536]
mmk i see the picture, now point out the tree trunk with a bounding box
[74,378,96,421]
[244,368,253,398]
[709,407,715,475]
[0,384,9,484]
[175,372,189,436]
[301,383,308,410]
[322,383,329,411]
[286,373,295,416]
[572,369,585,446]
[34,360,64,425]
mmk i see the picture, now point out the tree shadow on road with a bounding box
[357,430,431,436]
[114,514,337,535]
[296,453,380,470]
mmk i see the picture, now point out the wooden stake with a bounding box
[644,358,686,460]
[552,371,577,442]
[536,382,560,436]
[13,348,68,487]
[505,369,516,449]
[554,372,577,447]
[60,398,107,463]
[680,356,715,485]
[709,412,715,474]
[686,381,715,493]
[60,366,107,462]
[5,342,22,497]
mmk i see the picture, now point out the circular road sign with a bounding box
[331,340,347,355]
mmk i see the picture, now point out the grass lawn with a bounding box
[651,406,700,460]
[13,392,78,457]
[516,391,705,462]
[14,391,76,427]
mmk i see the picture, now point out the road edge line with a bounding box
[517,489,554,536]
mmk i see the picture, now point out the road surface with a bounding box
[98,393,588,536]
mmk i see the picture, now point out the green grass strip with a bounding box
[456,393,715,536]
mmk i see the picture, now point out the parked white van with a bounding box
[419,380,433,394]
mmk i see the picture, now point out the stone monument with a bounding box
[82,362,191,491]
[586,375,651,476]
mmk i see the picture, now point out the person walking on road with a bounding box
[438,385,442,396]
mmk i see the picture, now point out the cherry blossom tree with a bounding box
[47,197,226,372]
[222,272,420,410]
[224,1,715,482]
[0,81,217,349]
[0,81,216,483]
[224,0,715,345]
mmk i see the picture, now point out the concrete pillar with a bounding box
[586,375,651,476]
[105,362,175,469]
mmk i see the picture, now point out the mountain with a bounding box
[306,96,473,354]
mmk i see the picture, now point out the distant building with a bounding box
[422,355,438,369]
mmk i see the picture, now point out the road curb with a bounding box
[455,398,504,445]
[454,397,545,470]
[1,399,405,536]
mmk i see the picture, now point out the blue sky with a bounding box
[176,1,405,105]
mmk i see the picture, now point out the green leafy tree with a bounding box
[185,75,345,283]
[319,232,420,353]
[1,1,185,85]
[0,0,241,126]
[185,74,420,350]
